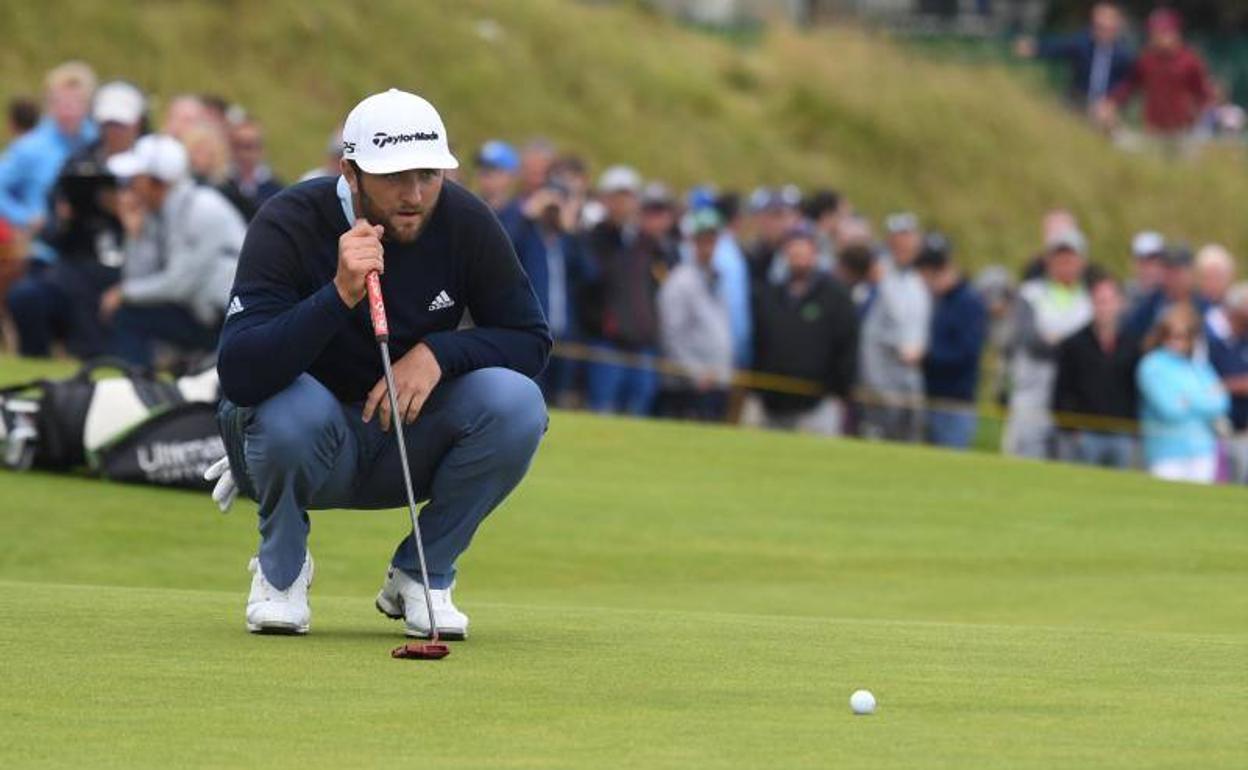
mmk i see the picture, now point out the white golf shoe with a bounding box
[375,567,469,640]
[246,554,313,635]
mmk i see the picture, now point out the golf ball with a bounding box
[850,689,876,715]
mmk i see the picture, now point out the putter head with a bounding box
[391,641,451,660]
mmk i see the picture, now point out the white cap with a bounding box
[1132,231,1165,259]
[93,81,145,125]
[598,164,641,194]
[107,134,189,183]
[1045,228,1087,256]
[341,88,458,174]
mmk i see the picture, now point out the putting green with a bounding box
[1,410,1245,768]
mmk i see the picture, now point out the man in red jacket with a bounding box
[1099,9,1214,139]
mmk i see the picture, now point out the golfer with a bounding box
[209,89,550,639]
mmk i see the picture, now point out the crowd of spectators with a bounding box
[0,59,1242,486]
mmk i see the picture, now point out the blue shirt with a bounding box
[1137,348,1229,464]
[0,118,97,228]
[1208,331,1248,430]
[217,176,550,407]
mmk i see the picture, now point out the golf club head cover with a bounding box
[366,272,389,342]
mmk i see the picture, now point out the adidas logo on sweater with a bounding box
[428,290,455,311]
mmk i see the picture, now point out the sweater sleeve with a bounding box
[421,206,552,379]
[1138,356,1190,423]
[216,207,353,406]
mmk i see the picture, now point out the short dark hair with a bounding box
[7,96,39,133]
[839,243,875,281]
[803,189,841,221]
[713,192,741,225]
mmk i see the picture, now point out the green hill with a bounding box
[2,0,1245,269]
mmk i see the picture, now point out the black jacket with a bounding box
[751,273,858,414]
[1054,323,1141,424]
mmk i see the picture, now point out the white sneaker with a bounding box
[246,554,313,634]
[375,567,468,640]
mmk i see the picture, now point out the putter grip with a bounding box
[366,271,389,341]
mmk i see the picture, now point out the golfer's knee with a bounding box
[470,368,548,449]
[249,376,340,466]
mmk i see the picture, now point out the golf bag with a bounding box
[0,358,222,489]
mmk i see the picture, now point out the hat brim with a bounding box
[106,152,146,179]
[352,151,459,174]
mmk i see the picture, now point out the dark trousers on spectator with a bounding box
[1073,431,1135,470]
[658,387,728,422]
[7,260,118,358]
[585,342,658,416]
[112,304,219,367]
[925,406,978,450]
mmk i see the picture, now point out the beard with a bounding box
[357,182,428,244]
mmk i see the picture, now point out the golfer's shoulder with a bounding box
[438,180,502,233]
[252,177,340,237]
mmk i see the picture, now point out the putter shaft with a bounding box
[378,340,440,643]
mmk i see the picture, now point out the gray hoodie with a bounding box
[121,180,246,325]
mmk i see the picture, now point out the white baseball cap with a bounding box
[1132,231,1165,259]
[93,81,145,125]
[107,134,189,183]
[597,164,641,194]
[342,88,458,174]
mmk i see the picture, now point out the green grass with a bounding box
[2,1,1246,270]
[0,359,1245,768]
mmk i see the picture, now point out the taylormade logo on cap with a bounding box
[342,88,459,174]
[372,130,439,147]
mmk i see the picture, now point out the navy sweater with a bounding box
[923,280,987,403]
[217,177,550,406]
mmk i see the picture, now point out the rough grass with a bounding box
[0,0,1244,271]
[0,355,1245,768]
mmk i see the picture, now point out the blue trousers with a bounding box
[112,304,219,367]
[218,369,547,591]
[1074,431,1135,470]
[925,407,978,450]
[585,342,659,416]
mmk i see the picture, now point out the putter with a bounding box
[365,272,450,661]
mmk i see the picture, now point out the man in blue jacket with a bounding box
[1016,2,1134,113]
[209,89,550,640]
[915,234,987,450]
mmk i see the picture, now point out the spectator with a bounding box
[0,61,98,241]
[836,242,876,318]
[1054,274,1141,469]
[973,264,1016,406]
[517,139,556,201]
[804,188,845,265]
[1021,208,1081,281]
[858,212,930,442]
[1124,245,1206,339]
[658,208,733,421]
[744,227,857,436]
[1124,230,1166,309]
[1003,229,1092,459]
[581,164,661,415]
[916,234,987,450]
[162,94,208,142]
[184,121,251,220]
[6,80,146,358]
[743,187,798,285]
[710,191,753,369]
[7,97,39,139]
[227,119,284,219]
[473,140,519,214]
[1195,244,1235,341]
[1137,303,1228,484]
[508,179,589,406]
[1207,283,1248,483]
[298,126,343,182]
[102,135,245,366]
[1015,2,1134,113]
[638,182,680,273]
[1102,9,1215,141]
